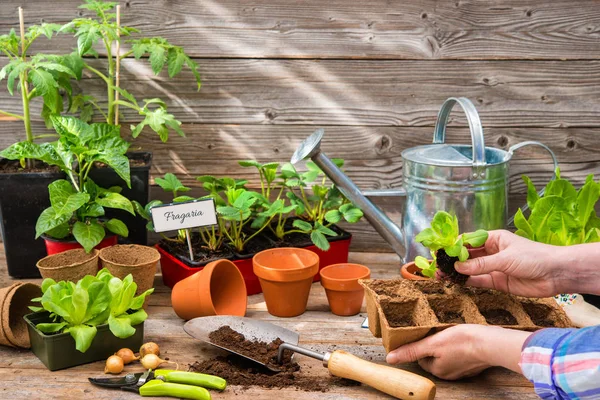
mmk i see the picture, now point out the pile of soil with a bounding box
[436,249,469,285]
[189,326,360,391]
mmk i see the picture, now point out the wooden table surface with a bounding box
[0,246,537,399]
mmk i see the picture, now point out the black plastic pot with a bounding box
[88,152,152,245]
[24,311,145,371]
[0,160,65,278]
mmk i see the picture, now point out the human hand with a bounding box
[385,325,531,380]
[454,230,563,297]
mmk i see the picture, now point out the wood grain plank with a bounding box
[2,58,600,127]
[2,0,600,60]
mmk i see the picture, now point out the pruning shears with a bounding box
[88,369,225,400]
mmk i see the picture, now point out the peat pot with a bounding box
[291,97,558,263]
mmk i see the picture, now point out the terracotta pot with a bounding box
[253,248,319,317]
[171,259,247,320]
[0,283,42,348]
[36,249,99,282]
[43,234,117,255]
[320,263,371,316]
[99,245,160,296]
[400,261,430,281]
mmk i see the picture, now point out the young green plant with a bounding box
[414,211,488,283]
[29,268,153,353]
[0,116,135,252]
[514,168,600,245]
[62,0,201,141]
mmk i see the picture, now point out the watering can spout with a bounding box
[291,129,407,261]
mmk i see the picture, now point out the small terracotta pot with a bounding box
[36,249,100,282]
[99,245,160,296]
[43,234,117,255]
[0,283,42,348]
[320,263,371,316]
[400,261,430,281]
[253,248,319,317]
[171,259,247,320]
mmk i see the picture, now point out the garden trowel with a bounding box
[184,316,436,400]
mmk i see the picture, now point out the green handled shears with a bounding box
[89,369,226,400]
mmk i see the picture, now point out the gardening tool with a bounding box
[291,97,558,263]
[89,368,226,399]
[184,316,436,400]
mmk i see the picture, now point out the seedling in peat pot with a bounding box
[414,211,488,284]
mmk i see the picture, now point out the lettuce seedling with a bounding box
[30,268,153,353]
[414,211,488,283]
[514,169,600,245]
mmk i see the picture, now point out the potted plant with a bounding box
[60,0,202,246]
[514,169,600,306]
[410,211,488,283]
[146,160,364,293]
[0,15,82,277]
[2,115,135,254]
[25,268,153,371]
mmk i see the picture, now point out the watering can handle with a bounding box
[507,141,559,226]
[433,97,486,168]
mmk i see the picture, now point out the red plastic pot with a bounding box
[157,227,352,294]
[42,235,118,256]
[156,244,262,295]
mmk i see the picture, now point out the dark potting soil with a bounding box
[0,159,61,174]
[481,309,518,325]
[232,234,274,258]
[433,310,465,324]
[192,326,360,391]
[436,249,469,285]
[159,233,234,266]
[522,302,555,327]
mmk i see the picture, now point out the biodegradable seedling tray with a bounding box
[359,279,572,353]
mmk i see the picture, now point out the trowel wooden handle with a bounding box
[327,350,436,400]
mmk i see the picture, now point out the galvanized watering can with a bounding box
[291,97,558,263]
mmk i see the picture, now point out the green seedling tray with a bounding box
[24,311,144,371]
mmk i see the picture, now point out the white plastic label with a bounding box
[150,199,217,232]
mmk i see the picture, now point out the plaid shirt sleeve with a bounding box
[519,326,600,399]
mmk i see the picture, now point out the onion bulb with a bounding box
[104,355,124,374]
[139,342,160,358]
[115,348,139,365]
[140,353,178,370]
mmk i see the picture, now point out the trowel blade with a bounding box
[184,316,300,372]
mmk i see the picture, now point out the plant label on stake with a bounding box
[150,199,218,261]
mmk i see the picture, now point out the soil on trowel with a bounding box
[521,302,555,327]
[481,309,517,325]
[436,249,469,285]
[193,326,360,391]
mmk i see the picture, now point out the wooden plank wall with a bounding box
[2,0,600,252]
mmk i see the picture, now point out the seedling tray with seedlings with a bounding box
[359,279,572,352]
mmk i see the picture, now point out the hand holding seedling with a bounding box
[456,229,600,298]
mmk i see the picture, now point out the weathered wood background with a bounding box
[2,0,600,252]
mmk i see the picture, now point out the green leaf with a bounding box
[155,173,189,193]
[105,218,129,237]
[342,206,363,223]
[462,230,489,248]
[292,219,312,232]
[523,175,540,210]
[238,160,262,168]
[36,322,68,334]
[414,256,431,271]
[96,192,135,215]
[148,44,166,75]
[46,222,71,239]
[67,324,97,353]
[125,309,148,326]
[52,191,90,217]
[173,196,196,203]
[310,230,330,251]
[95,153,131,188]
[576,178,600,227]
[324,210,342,224]
[167,47,186,77]
[108,314,136,338]
[36,207,71,238]
[459,246,469,262]
[513,209,533,239]
[72,220,105,253]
